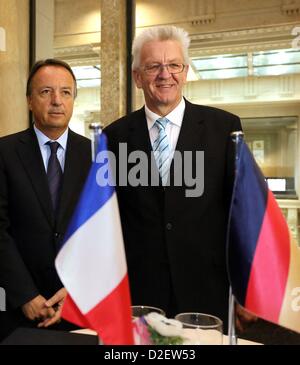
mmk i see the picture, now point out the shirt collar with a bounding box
[33,125,68,150]
[145,98,186,131]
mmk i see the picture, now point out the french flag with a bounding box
[55,133,134,345]
[228,139,300,333]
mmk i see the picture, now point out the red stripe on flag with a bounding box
[61,294,90,329]
[86,275,134,345]
[62,275,134,345]
[245,190,290,322]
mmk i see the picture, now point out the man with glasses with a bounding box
[105,26,245,331]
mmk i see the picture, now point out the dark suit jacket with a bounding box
[0,128,91,340]
[105,100,242,328]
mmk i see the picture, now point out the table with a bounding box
[0,327,261,345]
[0,327,98,345]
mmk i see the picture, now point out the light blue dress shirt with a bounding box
[33,125,68,172]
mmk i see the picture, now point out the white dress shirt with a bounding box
[145,98,185,160]
[33,125,68,172]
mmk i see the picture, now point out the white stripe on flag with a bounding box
[56,193,127,314]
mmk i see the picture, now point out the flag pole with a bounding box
[88,122,103,345]
[228,130,244,345]
[228,285,237,345]
[89,122,103,162]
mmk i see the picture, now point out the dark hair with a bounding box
[26,58,77,97]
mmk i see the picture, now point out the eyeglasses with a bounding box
[142,63,185,75]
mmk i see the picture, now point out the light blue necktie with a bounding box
[153,117,170,186]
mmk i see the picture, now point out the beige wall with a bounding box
[55,0,101,48]
[0,0,29,136]
[136,0,299,33]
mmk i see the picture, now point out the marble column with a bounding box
[35,0,54,60]
[100,0,128,126]
[0,0,30,136]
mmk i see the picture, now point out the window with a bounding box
[191,49,300,80]
[191,54,248,80]
[71,65,101,88]
[253,49,300,77]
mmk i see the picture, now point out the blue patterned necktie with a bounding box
[46,141,63,212]
[153,117,170,186]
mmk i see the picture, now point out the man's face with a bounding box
[27,65,75,137]
[133,40,188,115]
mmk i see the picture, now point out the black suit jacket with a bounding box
[0,128,91,339]
[105,100,242,328]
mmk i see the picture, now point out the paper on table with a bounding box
[71,328,97,336]
[182,328,222,345]
[71,328,261,345]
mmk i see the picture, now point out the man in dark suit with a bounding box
[105,26,244,330]
[0,59,91,341]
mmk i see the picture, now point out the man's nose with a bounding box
[157,65,172,78]
[51,91,62,105]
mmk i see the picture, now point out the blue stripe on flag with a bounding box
[63,133,114,243]
[227,141,268,305]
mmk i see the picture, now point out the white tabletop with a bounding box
[71,328,261,345]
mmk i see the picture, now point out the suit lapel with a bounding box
[174,100,205,154]
[16,128,54,226]
[169,100,205,184]
[127,108,160,184]
[57,130,87,230]
[128,107,153,155]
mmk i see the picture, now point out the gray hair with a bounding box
[132,25,190,70]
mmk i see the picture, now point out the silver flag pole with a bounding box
[89,124,104,346]
[228,285,237,345]
[89,122,103,162]
[228,130,244,345]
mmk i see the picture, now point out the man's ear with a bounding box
[133,70,142,89]
[183,64,189,84]
[27,96,33,111]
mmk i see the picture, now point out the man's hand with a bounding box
[22,295,56,322]
[235,303,258,332]
[37,288,67,328]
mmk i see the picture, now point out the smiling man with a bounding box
[133,38,188,116]
[104,25,245,331]
[0,59,91,341]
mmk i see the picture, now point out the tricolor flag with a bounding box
[228,139,300,333]
[55,133,134,345]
